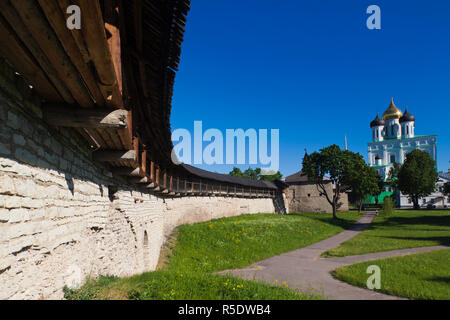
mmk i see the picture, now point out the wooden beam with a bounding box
[37,0,105,105]
[140,150,147,177]
[93,150,136,162]
[129,176,149,184]
[150,161,155,182]
[0,15,59,101]
[77,0,123,107]
[148,185,161,192]
[111,167,141,177]
[155,166,160,186]
[133,136,140,157]
[43,105,128,128]
[0,2,73,103]
[103,0,123,96]
[11,0,93,107]
[163,171,168,189]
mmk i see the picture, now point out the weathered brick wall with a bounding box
[0,58,279,299]
[287,183,349,213]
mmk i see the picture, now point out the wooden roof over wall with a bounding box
[0,0,279,195]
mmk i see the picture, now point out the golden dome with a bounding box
[382,97,403,120]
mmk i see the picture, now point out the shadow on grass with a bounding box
[426,277,450,285]
[381,236,450,246]
[378,215,450,228]
[298,214,361,230]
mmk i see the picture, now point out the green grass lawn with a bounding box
[65,212,360,300]
[323,210,450,257]
[332,249,450,300]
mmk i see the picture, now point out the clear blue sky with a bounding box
[171,0,450,177]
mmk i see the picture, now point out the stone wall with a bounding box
[286,183,349,213]
[0,59,281,299]
[163,196,277,237]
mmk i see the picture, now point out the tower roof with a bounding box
[370,112,385,128]
[399,106,415,123]
[382,97,403,120]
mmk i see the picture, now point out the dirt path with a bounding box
[218,212,449,300]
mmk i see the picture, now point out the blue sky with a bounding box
[171,0,450,177]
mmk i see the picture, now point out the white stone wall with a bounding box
[0,59,279,299]
[163,196,276,237]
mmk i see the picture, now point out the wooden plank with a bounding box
[96,128,116,149]
[57,0,90,63]
[11,0,93,107]
[129,176,149,184]
[163,171,167,189]
[117,128,132,150]
[140,150,147,178]
[93,150,136,162]
[111,167,141,177]
[75,128,99,149]
[77,0,123,108]
[37,0,105,106]
[0,2,74,103]
[103,0,123,95]
[134,0,143,54]
[150,161,155,182]
[155,165,160,186]
[43,104,128,128]
[85,128,107,148]
[0,15,60,101]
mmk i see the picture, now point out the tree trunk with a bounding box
[413,196,420,210]
[332,202,338,219]
[358,200,363,213]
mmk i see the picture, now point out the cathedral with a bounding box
[367,98,447,208]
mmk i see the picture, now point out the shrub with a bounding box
[380,197,394,217]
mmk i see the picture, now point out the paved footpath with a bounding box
[219,212,449,300]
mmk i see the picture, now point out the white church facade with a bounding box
[367,98,448,208]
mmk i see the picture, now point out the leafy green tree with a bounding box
[302,144,364,219]
[229,167,245,178]
[244,167,261,180]
[444,182,450,195]
[259,170,283,182]
[380,197,394,217]
[387,162,401,191]
[228,167,283,182]
[350,165,383,213]
[397,150,438,209]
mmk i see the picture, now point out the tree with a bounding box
[259,170,283,182]
[228,167,283,182]
[387,162,401,192]
[302,144,364,219]
[229,167,245,178]
[397,149,438,209]
[445,182,450,195]
[243,167,261,180]
[386,162,401,206]
[350,165,383,213]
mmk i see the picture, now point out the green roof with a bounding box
[364,191,394,204]
[367,135,437,145]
